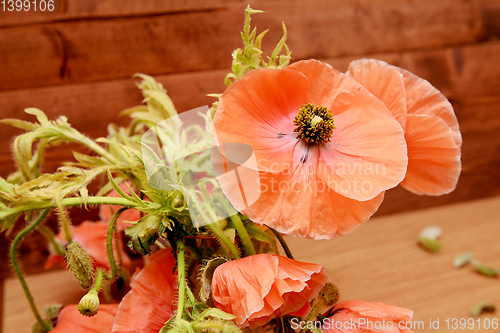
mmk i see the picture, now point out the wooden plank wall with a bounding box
[0,0,499,278]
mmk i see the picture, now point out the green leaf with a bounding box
[25,108,49,125]
[199,308,236,321]
[453,251,474,268]
[246,223,279,254]
[471,302,496,316]
[0,118,40,131]
[471,259,499,277]
[79,186,89,207]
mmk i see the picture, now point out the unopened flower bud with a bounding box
[320,283,340,307]
[65,241,94,290]
[125,214,162,255]
[78,291,100,317]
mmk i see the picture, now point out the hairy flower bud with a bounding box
[78,291,100,317]
[125,214,162,255]
[320,283,340,307]
[65,241,94,290]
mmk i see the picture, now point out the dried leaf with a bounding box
[471,302,496,316]
[418,237,442,253]
[471,259,499,277]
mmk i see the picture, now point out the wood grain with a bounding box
[0,0,482,91]
[3,196,499,333]
[0,0,241,28]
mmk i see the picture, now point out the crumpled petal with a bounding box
[212,254,327,328]
[51,304,118,333]
[111,249,177,333]
[322,300,414,333]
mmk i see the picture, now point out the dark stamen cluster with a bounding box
[293,104,335,145]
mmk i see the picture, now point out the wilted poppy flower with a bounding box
[52,221,131,270]
[111,249,177,333]
[213,59,408,239]
[347,59,461,195]
[51,304,118,333]
[99,182,141,231]
[211,253,328,328]
[321,300,414,333]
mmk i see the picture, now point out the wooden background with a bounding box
[0,0,499,328]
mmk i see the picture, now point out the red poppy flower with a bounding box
[347,59,461,195]
[51,304,118,333]
[111,249,177,333]
[212,59,408,239]
[211,253,328,328]
[321,300,414,332]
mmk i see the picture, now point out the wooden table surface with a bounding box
[3,196,500,333]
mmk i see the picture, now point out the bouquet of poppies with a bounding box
[0,6,461,333]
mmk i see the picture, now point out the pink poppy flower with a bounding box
[347,59,461,195]
[99,182,141,231]
[51,304,118,333]
[321,300,414,333]
[211,253,328,328]
[111,249,177,333]
[212,59,408,239]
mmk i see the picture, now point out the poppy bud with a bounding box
[65,241,94,290]
[78,291,100,317]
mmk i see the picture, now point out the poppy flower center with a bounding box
[293,104,335,145]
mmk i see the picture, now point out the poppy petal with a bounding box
[51,304,118,333]
[214,68,309,173]
[401,114,461,195]
[347,59,408,130]
[288,59,360,112]
[400,67,462,147]
[243,144,385,239]
[111,249,177,333]
[317,90,408,201]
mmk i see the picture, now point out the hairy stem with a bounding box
[10,209,52,332]
[0,196,135,221]
[175,238,186,324]
[107,207,127,280]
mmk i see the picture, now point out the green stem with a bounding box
[10,209,52,332]
[229,214,256,256]
[300,299,325,333]
[91,269,104,293]
[55,190,73,244]
[107,207,127,280]
[192,322,226,330]
[269,227,294,260]
[0,196,135,221]
[175,238,186,325]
